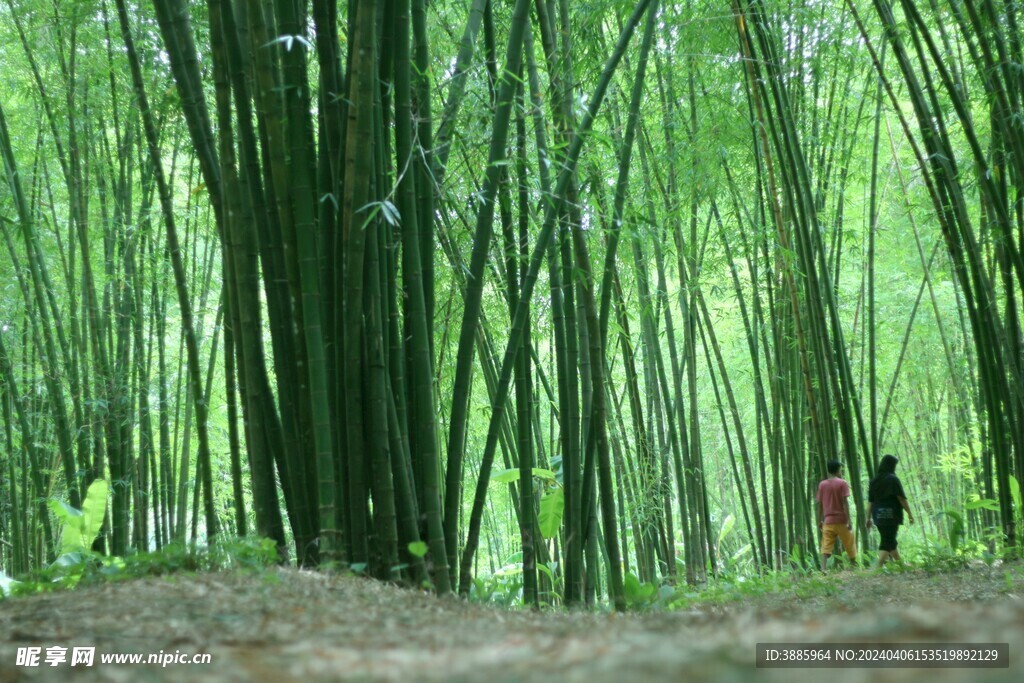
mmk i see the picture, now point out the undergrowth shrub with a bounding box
[1,482,277,599]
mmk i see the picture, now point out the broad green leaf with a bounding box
[716,513,735,549]
[624,572,655,604]
[47,498,82,528]
[938,508,965,553]
[732,543,752,561]
[407,541,429,558]
[965,498,1000,512]
[80,479,109,550]
[492,468,521,484]
[48,498,84,555]
[492,467,558,485]
[538,488,564,539]
[49,480,109,556]
[624,572,642,600]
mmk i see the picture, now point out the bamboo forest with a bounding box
[2,0,1024,654]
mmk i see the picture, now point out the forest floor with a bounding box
[1,560,1023,683]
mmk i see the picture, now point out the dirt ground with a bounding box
[1,562,1022,682]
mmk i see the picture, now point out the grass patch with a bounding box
[1,536,278,598]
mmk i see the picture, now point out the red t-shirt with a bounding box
[816,477,851,524]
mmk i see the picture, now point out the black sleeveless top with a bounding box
[868,472,906,525]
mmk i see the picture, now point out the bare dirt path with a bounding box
[2,562,1022,682]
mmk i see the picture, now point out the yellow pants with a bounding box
[821,524,857,558]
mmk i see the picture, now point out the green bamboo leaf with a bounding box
[264,35,312,52]
[407,541,428,558]
[380,200,402,227]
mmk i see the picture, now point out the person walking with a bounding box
[816,460,857,571]
[865,454,915,567]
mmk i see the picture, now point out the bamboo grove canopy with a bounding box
[0,0,1022,610]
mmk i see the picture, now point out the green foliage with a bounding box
[116,537,278,578]
[665,571,836,610]
[725,543,754,573]
[716,513,736,556]
[23,480,113,589]
[931,497,1003,566]
[491,467,557,484]
[792,577,839,600]
[935,439,982,482]
[470,566,523,607]
[912,542,971,573]
[538,488,564,539]
[5,536,278,598]
[469,552,568,608]
[537,561,557,589]
[1010,477,1024,554]
[902,505,999,572]
[358,199,401,228]
[964,498,1000,512]
[48,479,109,557]
[201,537,280,571]
[1,0,1020,612]
[623,572,657,609]
[937,508,966,553]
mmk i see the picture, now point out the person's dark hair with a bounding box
[871,454,899,485]
[827,460,842,475]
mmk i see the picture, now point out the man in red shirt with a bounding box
[816,460,857,571]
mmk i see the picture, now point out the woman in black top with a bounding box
[865,454,915,566]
